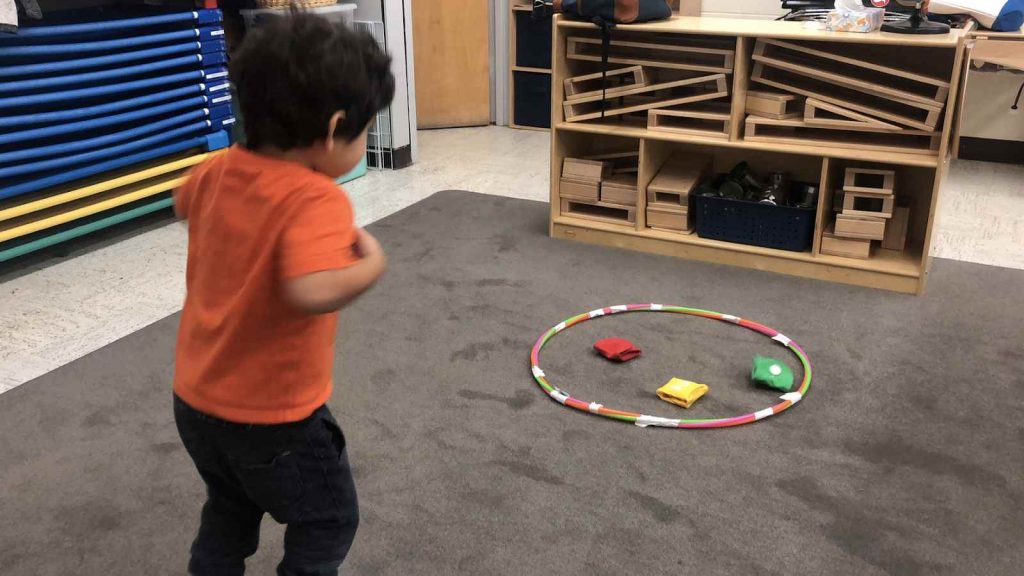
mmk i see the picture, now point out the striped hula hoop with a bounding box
[529,304,812,429]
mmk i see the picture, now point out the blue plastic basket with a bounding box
[695,194,815,252]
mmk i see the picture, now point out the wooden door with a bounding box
[412,0,491,128]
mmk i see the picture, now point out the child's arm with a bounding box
[283,228,387,314]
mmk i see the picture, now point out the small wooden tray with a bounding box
[835,213,886,240]
[745,90,802,119]
[751,62,941,132]
[843,167,896,196]
[567,36,735,74]
[562,157,612,181]
[565,75,729,123]
[821,223,872,259]
[648,106,731,139]
[559,177,601,202]
[560,198,637,225]
[600,173,639,206]
[744,115,941,156]
[842,191,895,219]
[564,66,648,101]
[804,98,900,131]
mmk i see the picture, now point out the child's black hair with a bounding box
[230,12,395,150]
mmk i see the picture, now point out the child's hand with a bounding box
[355,228,384,260]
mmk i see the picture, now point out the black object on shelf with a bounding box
[513,71,551,128]
[515,11,552,69]
[881,1,950,34]
[695,191,816,252]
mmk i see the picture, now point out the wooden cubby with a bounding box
[549,16,970,294]
[509,3,552,130]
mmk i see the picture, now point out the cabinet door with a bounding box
[412,0,491,128]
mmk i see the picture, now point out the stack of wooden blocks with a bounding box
[559,152,640,224]
[561,33,735,139]
[645,153,711,234]
[821,167,910,259]
[744,38,949,156]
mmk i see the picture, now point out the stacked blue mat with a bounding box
[0,9,234,260]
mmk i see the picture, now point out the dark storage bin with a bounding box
[515,11,552,69]
[514,71,551,128]
[695,194,815,252]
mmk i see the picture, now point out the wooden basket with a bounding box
[255,0,338,9]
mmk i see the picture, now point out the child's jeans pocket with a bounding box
[233,449,305,524]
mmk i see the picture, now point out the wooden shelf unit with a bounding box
[509,2,552,131]
[549,15,969,295]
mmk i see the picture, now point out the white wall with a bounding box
[702,0,786,20]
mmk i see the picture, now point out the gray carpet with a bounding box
[1,191,1022,576]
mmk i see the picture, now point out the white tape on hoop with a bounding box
[754,408,774,421]
[553,322,567,333]
[772,334,792,347]
[589,309,606,318]
[722,314,741,323]
[635,415,680,428]
[588,402,603,413]
[549,388,569,404]
[610,305,628,313]
[531,366,545,379]
[649,304,663,311]
[780,392,802,404]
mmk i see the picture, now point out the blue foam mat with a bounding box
[0,41,225,78]
[0,27,224,58]
[0,10,221,40]
[0,85,213,130]
[0,109,223,165]
[1,131,229,200]
[0,67,227,110]
[0,120,218,180]
[0,53,210,93]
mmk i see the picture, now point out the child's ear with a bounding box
[323,111,347,152]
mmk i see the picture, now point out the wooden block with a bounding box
[804,98,901,131]
[563,73,729,119]
[560,198,636,225]
[835,214,886,240]
[646,206,690,231]
[564,76,730,123]
[752,40,945,111]
[562,158,612,181]
[648,153,711,195]
[600,173,638,206]
[842,191,894,219]
[564,66,647,101]
[559,177,600,202]
[751,62,939,132]
[821,223,872,259]
[648,106,731,138]
[843,167,895,196]
[760,38,951,103]
[745,90,802,119]
[567,36,735,74]
[582,150,640,174]
[882,205,911,251]
[743,115,940,156]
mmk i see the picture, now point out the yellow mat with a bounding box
[0,171,186,243]
[0,151,214,224]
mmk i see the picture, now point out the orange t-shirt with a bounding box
[173,146,359,424]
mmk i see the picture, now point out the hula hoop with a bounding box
[529,304,812,428]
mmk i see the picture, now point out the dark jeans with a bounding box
[174,395,359,576]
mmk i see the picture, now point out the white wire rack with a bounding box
[355,19,394,170]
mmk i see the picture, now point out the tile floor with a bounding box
[1,126,1022,393]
